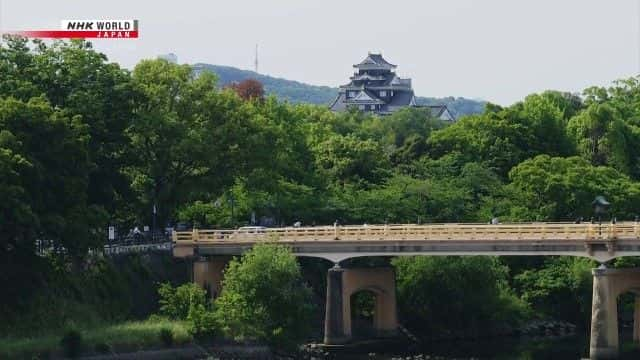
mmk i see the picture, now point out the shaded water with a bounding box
[335,333,640,359]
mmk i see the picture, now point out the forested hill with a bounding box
[192,63,486,117]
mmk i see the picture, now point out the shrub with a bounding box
[214,243,314,350]
[159,327,174,347]
[187,303,217,340]
[393,256,529,336]
[515,256,593,327]
[60,328,84,358]
[157,282,207,320]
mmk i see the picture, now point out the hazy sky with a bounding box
[1,0,639,105]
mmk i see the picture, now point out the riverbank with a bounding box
[5,325,640,360]
[0,318,579,359]
[305,334,640,360]
[0,318,191,359]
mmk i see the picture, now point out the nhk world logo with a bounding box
[14,20,139,39]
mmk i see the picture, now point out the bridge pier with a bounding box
[193,256,230,298]
[590,267,640,359]
[324,265,348,344]
[324,265,398,345]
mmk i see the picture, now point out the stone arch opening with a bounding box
[342,269,398,339]
[350,289,378,339]
[616,289,640,345]
[324,267,399,344]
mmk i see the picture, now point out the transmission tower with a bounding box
[254,44,259,73]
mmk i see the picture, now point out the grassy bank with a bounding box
[0,318,191,359]
[1,252,189,338]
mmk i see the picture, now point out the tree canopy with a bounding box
[214,243,314,349]
[5,37,640,340]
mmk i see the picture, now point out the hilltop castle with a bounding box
[330,53,454,120]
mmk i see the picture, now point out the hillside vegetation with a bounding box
[4,37,640,352]
[192,63,485,117]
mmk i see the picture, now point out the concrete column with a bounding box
[193,256,229,298]
[634,295,640,343]
[324,266,349,344]
[590,267,619,359]
[341,268,398,339]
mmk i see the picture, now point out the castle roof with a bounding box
[354,53,397,70]
[347,89,386,104]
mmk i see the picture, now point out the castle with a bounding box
[330,53,454,121]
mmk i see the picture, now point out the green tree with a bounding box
[214,243,314,349]
[427,93,572,177]
[507,155,640,220]
[313,133,390,187]
[393,256,528,336]
[0,36,136,225]
[514,257,594,327]
[427,114,528,177]
[127,60,264,225]
[157,282,207,320]
[567,103,639,174]
[358,107,447,164]
[0,132,34,250]
[0,97,95,256]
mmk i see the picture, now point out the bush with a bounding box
[187,303,217,340]
[157,282,207,320]
[60,328,84,358]
[159,327,174,347]
[214,243,314,350]
[515,256,593,327]
[393,256,529,337]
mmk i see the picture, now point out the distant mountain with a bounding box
[192,63,485,118]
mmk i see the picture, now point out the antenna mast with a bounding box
[254,44,259,73]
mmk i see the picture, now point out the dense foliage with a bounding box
[5,37,640,343]
[393,256,529,336]
[157,283,207,320]
[214,243,314,349]
[0,252,188,337]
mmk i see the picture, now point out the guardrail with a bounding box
[101,241,173,255]
[173,222,640,245]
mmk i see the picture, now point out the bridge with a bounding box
[173,222,640,263]
[172,222,640,359]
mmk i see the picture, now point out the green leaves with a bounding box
[214,244,314,349]
[157,282,207,321]
[514,257,594,326]
[393,256,529,336]
[314,134,389,186]
[508,155,640,220]
[0,96,96,255]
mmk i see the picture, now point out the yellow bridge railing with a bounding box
[174,222,640,245]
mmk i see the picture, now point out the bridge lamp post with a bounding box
[152,203,157,241]
[592,196,610,236]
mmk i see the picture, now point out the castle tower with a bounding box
[329,53,416,115]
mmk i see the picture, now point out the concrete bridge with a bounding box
[173,222,640,359]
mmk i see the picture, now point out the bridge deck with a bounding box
[173,222,640,263]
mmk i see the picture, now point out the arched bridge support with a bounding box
[590,267,640,359]
[192,256,230,299]
[324,266,398,344]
